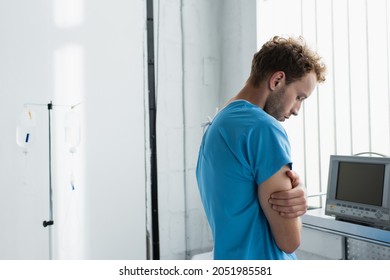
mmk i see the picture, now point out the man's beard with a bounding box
[264,88,285,121]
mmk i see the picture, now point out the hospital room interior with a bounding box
[1,0,390,260]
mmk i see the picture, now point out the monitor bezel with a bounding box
[325,155,390,229]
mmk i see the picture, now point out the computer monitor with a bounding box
[325,155,390,230]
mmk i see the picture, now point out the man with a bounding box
[196,36,326,259]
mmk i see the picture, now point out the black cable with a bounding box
[353,152,388,157]
[146,0,160,260]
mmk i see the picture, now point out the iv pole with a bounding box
[42,101,54,260]
[22,100,81,260]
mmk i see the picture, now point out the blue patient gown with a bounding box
[196,100,297,260]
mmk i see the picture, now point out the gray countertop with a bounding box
[302,208,390,246]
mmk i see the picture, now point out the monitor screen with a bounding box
[336,162,384,206]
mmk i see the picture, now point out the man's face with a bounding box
[264,71,317,121]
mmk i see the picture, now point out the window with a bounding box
[257,0,390,208]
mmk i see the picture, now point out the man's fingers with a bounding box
[270,201,307,213]
[286,169,295,177]
[269,196,305,207]
[279,210,307,219]
[286,170,302,188]
[270,187,305,200]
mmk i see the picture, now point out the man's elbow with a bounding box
[276,237,301,254]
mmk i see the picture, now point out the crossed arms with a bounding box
[258,166,306,253]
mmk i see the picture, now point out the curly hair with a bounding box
[248,36,327,86]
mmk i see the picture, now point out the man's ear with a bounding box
[269,71,285,90]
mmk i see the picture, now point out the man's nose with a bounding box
[292,103,301,116]
[291,105,301,116]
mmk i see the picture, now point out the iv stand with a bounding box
[23,100,81,260]
[42,101,54,260]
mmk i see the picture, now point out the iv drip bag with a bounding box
[65,110,81,153]
[16,108,36,153]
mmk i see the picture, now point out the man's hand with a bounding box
[268,170,307,218]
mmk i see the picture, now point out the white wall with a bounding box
[0,0,146,259]
[156,0,257,259]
